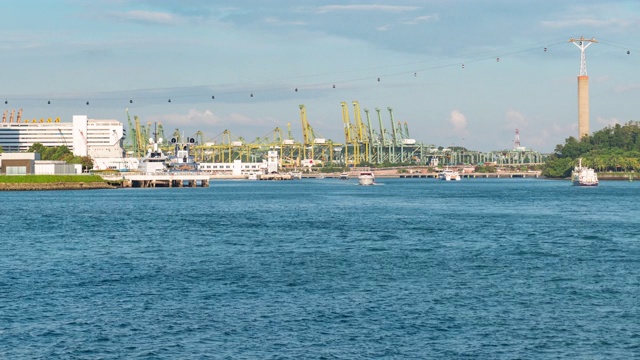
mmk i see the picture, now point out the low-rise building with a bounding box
[0,152,40,175]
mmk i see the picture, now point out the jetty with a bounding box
[121,173,210,188]
[302,171,542,179]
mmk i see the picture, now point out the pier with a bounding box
[122,173,210,188]
[258,173,294,180]
[397,172,541,179]
[302,171,542,179]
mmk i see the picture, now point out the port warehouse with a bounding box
[0,152,81,175]
[0,104,546,171]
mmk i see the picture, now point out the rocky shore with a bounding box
[0,182,116,191]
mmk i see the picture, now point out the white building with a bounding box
[198,159,267,175]
[0,114,129,170]
[197,151,281,176]
[34,161,82,175]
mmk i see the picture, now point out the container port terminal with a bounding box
[120,102,546,172]
[1,101,545,180]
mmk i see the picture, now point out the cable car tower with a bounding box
[569,36,597,139]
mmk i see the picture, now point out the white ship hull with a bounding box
[358,172,375,185]
[572,159,598,186]
[438,169,461,181]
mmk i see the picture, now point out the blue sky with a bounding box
[1,0,639,152]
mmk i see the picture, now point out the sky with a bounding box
[1,0,639,152]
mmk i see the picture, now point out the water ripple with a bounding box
[1,179,639,359]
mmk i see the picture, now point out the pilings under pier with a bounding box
[397,172,540,179]
[122,173,210,188]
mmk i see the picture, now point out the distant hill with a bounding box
[543,122,640,178]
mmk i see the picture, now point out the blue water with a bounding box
[1,178,639,359]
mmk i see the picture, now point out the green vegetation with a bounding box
[475,165,497,173]
[318,166,345,173]
[0,175,106,184]
[27,143,93,171]
[543,122,640,178]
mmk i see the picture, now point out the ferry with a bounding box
[572,158,598,186]
[358,171,375,186]
[438,168,461,181]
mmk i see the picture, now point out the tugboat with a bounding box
[572,158,598,186]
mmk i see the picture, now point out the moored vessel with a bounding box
[438,168,461,181]
[138,138,167,173]
[166,140,197,172]
[572,158,598,186]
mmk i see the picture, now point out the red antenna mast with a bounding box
[514,129,521,149]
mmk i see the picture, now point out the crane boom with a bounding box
[125,108,138,155]
[375,108,386,145]
[364,108,376,146]
[299,105,310,146]
[388,107,398,145]
[287,123,294,140]
[352,101,366,143]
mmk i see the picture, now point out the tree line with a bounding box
[27,143,93,171]
[543,122,640,177]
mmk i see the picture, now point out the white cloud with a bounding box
[613,83,640,93]
[316,5,418,14]
[227,112,256,125]
[504,109,528,130]
[449,110,467,134]
[264,17,305,26]
[402,14,439,25]
[542,18,626,29]
[595,116,621,127]
[157,109,220,127]
[111,10,182,25]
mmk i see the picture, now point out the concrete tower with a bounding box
[569,37,597,139]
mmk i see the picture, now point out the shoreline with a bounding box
[0,182,116,191]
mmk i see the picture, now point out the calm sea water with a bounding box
[1,178,639,359]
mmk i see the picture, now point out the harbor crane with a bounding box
[299,104,331,166]
[352,101,370,164]
[125,108,139,156]
[341,101,359,166]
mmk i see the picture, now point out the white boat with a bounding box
[138,139,167,173]
[166,141,197,172]
[358,171,375,185]
[340,172,349,180]
[247,173,259,180]
[438,168,461,181]
[572,158,598,186]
